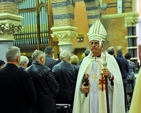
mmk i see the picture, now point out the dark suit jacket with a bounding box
[45,55,57,69]
[116,56,129,79]
[26,61,59,113]
[0,64,36,113]
[52,61,78,106]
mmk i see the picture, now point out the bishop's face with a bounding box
[89,40,102,57]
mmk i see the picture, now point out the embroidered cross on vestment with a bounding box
[92,75,97,81]
[99,73,105,91]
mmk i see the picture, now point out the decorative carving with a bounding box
[52,31,76,45]
[124,13,139,27]
[36,1,48,16]
[39,0,46,3]
[0,23,23,34]
[51,26,77,45]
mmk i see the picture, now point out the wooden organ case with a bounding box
[14,0,53,58]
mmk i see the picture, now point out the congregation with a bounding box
[0,20,138,113]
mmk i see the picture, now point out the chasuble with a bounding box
[72,52,125,113]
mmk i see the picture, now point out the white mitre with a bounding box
[87,20,107,42]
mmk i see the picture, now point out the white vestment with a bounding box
[129,69,141,113]
[73,52,125,113]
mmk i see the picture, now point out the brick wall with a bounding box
[51,0,75,26]
[51,0,101,27]
[102,17,128,55]
[85,0,101,27]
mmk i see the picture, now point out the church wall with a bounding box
[50,0,137,60]
[103,0,117,14]
[72,0,101,57]
[72,0,129,58]
[102,17,128,55]
[51,0,75,26]
[73,1,89,47]
[85,0,101,27]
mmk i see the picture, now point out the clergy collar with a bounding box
[92,55,101,57]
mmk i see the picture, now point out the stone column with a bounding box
[0,1,23,63]
[51,26,77,55]
[124,12,139,65]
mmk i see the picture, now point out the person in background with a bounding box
[44,46,57,69]
[52,50,79,112]
[0,46,36,113]
[73,20,125,113]
[77,49,90,66]
[107,46,122,73]
[124,53,136,102]
[25,50,59,113]
[0,60,5,69]
[84,49,90,56]
[19,55,29,70]
[116,49,129,112]
[70,55,79,66]
[56,52,61,64]
[124,53,136,80]
[116,49,129,79]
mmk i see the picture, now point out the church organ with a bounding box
[13,0,49,57]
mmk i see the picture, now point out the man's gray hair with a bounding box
[107,46,114,55]
[6,46,21,61]
[60,50,70,61]
[31,50,45,61]
[20,56,29,66]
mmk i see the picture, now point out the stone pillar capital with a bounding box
[124,12,139,27]
[51,26,77,45]
[0,13,23,41]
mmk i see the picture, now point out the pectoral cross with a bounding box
[92,75,97,81]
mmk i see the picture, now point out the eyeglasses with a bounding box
[90,41,100,46]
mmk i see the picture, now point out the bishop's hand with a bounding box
[80,82,89,94]
[102,67,111,78]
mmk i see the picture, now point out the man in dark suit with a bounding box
[107,46,123,73]
[52,50,78,112]
[44,46,57,69]
[0,46,36,113]
[116,49,129,112]
[26,50,59,113]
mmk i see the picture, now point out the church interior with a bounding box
[0,0,141,113]
[0,0,140,69]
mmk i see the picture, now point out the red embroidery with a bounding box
[110,74,114,81]
[99,73,105,91]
